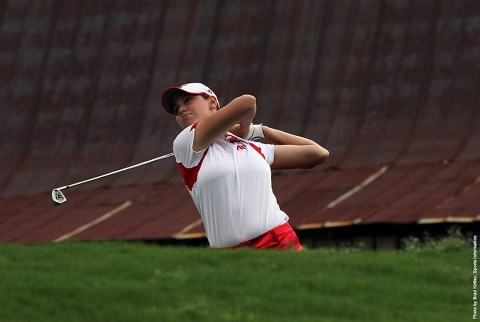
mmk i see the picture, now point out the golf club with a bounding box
[52,152,174,206]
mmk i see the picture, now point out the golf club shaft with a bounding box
[57,152,174,191]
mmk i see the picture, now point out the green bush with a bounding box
[402,226,470,252]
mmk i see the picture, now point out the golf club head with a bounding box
[52,189,66,206]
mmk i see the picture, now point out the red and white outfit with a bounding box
[173,123,302,250]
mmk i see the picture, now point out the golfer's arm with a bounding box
[194,95,256,151]
[262,126,329,170]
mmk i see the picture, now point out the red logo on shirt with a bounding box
[237,144,247,151]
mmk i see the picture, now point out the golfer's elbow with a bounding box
[306,145,329,168]
[239,94,256,115]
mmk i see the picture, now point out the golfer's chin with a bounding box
[177,115,199,128]
[177,117,195,129]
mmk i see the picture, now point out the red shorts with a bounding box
[235,222,303,250]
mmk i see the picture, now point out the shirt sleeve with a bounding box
[249,141,275,165]
[173,124,207,168]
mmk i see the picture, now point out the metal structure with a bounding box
[0,0,478,244]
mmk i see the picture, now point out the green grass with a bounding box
[0,238,472,322]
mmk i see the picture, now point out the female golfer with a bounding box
[161,83,329,250]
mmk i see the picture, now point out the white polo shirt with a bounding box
[173,123,288,247]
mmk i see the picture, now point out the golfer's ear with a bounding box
[209,96,218,110]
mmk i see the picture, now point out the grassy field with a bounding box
[0,235,472,322]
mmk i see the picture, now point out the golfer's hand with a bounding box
[228,124,264,141]
[228,124,248,139]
